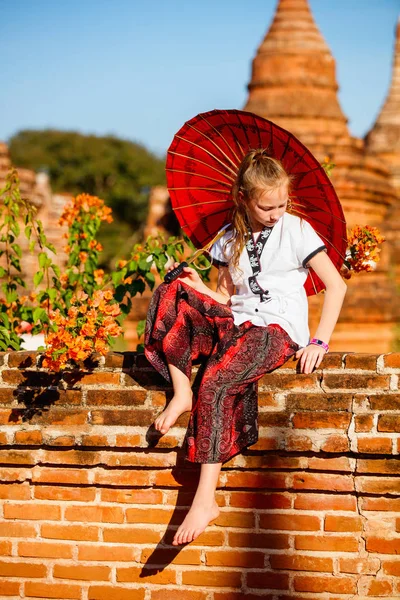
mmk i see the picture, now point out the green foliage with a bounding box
[8,129,166,229]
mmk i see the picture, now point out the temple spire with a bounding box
[244,0,349,148]
[365,17,400,189]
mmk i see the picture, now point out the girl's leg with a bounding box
[172,461,222,546]
[153,363,193,434]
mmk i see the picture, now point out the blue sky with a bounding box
[0,0,399,157]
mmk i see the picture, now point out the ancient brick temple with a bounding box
[243,0,399,352]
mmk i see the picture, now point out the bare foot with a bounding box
[153,391,193,435]
[172,500,220,545]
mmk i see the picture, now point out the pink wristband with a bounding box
[309,337,329,352]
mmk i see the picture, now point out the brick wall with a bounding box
[0,350,399,600]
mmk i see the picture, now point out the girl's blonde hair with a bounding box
[226,149,293,269]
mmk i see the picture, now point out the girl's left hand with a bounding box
[295,344,326,374]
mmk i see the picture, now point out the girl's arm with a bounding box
[168,263,234,305]
[296,251,347,374]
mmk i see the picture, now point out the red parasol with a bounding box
[166,109,347,296]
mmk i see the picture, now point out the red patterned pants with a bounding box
[144,280,299,464]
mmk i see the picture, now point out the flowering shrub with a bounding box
[341,225,385,279]
[42,289,123,371]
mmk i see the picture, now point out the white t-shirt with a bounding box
[209,212,327,348]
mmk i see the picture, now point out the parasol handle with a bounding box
[164,261,189,284]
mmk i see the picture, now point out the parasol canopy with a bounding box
[166,109,347,296]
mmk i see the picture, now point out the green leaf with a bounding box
[0,267,5,278]
[33,271,44,287]
[139,258,150,271]
[51,264,61,278]
[0,313,10,328]
[11,244,22,257]
[39,252,48,268]
[29,240,36,253]
[136,319,146,339]
[145,271,155,290]
[128,279,145,296]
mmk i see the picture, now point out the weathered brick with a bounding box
[322,373,390,389]
[0,580,20,595]
[0,560,46,578]
[79,545,136,562]
[339,557,380,574]
[228,531,289,549]
[369,394,400,409]
[229,492,291,509]
[34,485,96,502]
[378,415,400,432]
[224,472,288,489]
[324,515,363,532]
[103,527,162,545]
[205,549,264,568]
[8,351,37,368]
[285,434,313,451]
[292,472,354,492]
[383,353,400,369]
[270,554,333,572]
[0,483,31,500]
[382,560,400,576]
[355,414,374,432]
[100,488,163,504]
[90,408,157,426]
[259,513,320,531]
[117,566,177,584]
[286,393,352,411]
[345,353,377,369]
[86,389,146,406]
[14,429,43,444]
[357,458,400,475]
[292,412,351,429]
[151,591,206,600]
[321,434,350,452]
[62,371,120,386]
[0,388,18,405]
[356,476,400,495]
[294,494,356,511]
[362,497,400,511]
[366,537,400,554]
[358,437,392,453]
[295,535,359,552]
[65,505,124,523]
[308,456,352,471]
[141,547,201,566]
[0,522,36,537]
[259,372,320,390]
[294,575,356,594]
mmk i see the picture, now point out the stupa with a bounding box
[244,0,399,352]
[365,19,400,284]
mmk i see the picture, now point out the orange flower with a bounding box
[117,260,127,269]
[96,243,103,252]
[79,251,88,263]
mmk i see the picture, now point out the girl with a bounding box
[145,149,347,546]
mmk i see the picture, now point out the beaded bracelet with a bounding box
[309,337,329,353]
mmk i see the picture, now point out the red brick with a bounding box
[32,467,90,485]
[339,557,380,574]
[41,523,99,541]
[362,498,400,511]
[151,591,206,600]
[89,587,145,600]
[322,373,390,389]
[293,413,350,429]
[114,433,142,447]
[91,408,157,426]
[0,540,11,555]
[14,430,43,444]
[294,493,356,511]
[357,459,400,475]
[355,414,374,432]
[251,437,280,451]
[292,472,354,492]
[94,469,152,487]
[25,581,81,599]
[246,571,289,590]
[8,351,37,367]
[0,449,35,464]
[0,483,30,500]
[53,564,111,581]
[258,412,290,427]
[382,560,400,576]
[205,550,264,568]
[63,371,120,386]
[4,503,61,520]
[321,434,350,452]
[294,575,356,594]
[117,566,177,585]
[140,547,201,566]
[358,437,392,453]
[325,515,363,532]
[18,541,73,558]
[86,388,147,405]
[366,537,400,554]
[79,545,136,562]
[363,577,393,596]
[259,513,320,531]
[81,434,109,446]
[345,353,377,369]
[295,535,359,552]
[285,434,312,451]
[383,353,400,369]
[0,560,46,578]
[0,580,20,595]
[258,392,280,407]
[65,505,124,523]
[259,372,320,390]
[125,507,173,524]
[286,393,352,411]
[378,415,400,432]
[0,522,36,538]
[214,510,255,528]
[100,488,163,504]
[270,554,333,572]
[228,531,290,549]
[103,527,162,544]
[229,492,291,509]
[182,569,242,588]
[356,476,400,495]
[308,456,351,471]
[370,394,400,409]
[34,485,96,502]
[224,472,288,489]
